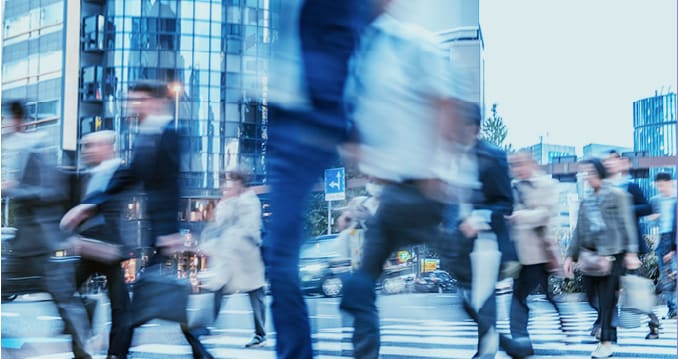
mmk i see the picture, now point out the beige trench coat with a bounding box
[198,190,266,294]
[511,173,560,266]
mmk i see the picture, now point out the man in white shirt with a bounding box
[338,3,467,358]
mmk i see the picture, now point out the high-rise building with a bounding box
[523,142,576,165]
[634,92,677,157]
[3,0,277,246]
[1,0,68,159]
[633,91,677,197]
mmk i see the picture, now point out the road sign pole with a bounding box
[327,201,332,234]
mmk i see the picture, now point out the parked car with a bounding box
[299,235,351,297]
[414,270,458,293]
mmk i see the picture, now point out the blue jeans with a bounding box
[340,183,444,358]
[264,108,341,359]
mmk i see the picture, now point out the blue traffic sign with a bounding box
[324,167,345,201]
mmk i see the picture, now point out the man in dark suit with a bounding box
[60,81,209,359]
[64,130,132,358]
[3,101,93,359]
[440,102,523,358]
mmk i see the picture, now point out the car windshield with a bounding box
[300,238,339,259]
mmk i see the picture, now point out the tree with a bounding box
[480,103,513,152]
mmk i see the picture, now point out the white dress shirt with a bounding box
[349,14,464,182]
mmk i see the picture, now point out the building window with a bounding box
[81,65,103,101]
[83,15,105,52]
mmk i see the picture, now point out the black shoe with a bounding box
[646,322,661,339]
[504,337,534,359]
[664,311,677,320]
[645,331,660,340]
[244,336,266,348]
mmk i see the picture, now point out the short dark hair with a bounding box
[9,101,26,119]
[655,172,672,182]
[128,80,169,99]
[581,158,608,180]
[222,169,252,186]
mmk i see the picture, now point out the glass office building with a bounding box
[634,92,677,157]
[81,0,274,189]
[70,0,278,254]
[633,92,677,198]
[1,0,65,158]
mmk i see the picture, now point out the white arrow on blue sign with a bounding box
[324,167,345,201]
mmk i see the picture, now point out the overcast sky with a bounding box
[480,0,677,154]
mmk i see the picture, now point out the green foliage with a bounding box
[481,103,508,149]
[479,103,514,153]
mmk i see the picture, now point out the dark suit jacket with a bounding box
[471,140,516,262]
[5,152,71,256]
[76,162,135,254]
[625,182,651,254]
[85,122,180,250]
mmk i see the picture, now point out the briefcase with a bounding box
[131,267,217,329]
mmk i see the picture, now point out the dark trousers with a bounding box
[76,259,132,357]
[35,255,93,359]
[340,184,444,359]
[510,263,561,340]
[582,253,624,343]
[248,287,267,338]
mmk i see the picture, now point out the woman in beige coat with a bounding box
[199,170,267,348]
[506,151,562,356]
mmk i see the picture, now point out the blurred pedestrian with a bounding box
[64,130,132,358]
[60,81,208,359]
[603,151,660,339]
[649,172,677,320]
[334,195,372,271]
[564,158,641,358]
[337,2,469,357]
[2,100,94,359]
[263,0,374,357]
[506,150,562,355]
[440,102,521,359]
[198,169,267,349]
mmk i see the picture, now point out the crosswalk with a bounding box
[19,298,678,359]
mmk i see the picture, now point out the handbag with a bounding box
[577,248,613,276]
[131,266,217,329]
[618,274,656,328]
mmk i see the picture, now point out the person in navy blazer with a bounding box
[60,81,210,359]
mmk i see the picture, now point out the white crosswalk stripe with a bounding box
[24,301,677,358]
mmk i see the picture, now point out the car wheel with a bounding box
[321,277,343,297]
[2,294,17,302]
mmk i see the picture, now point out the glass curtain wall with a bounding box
[103,0,276,197]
